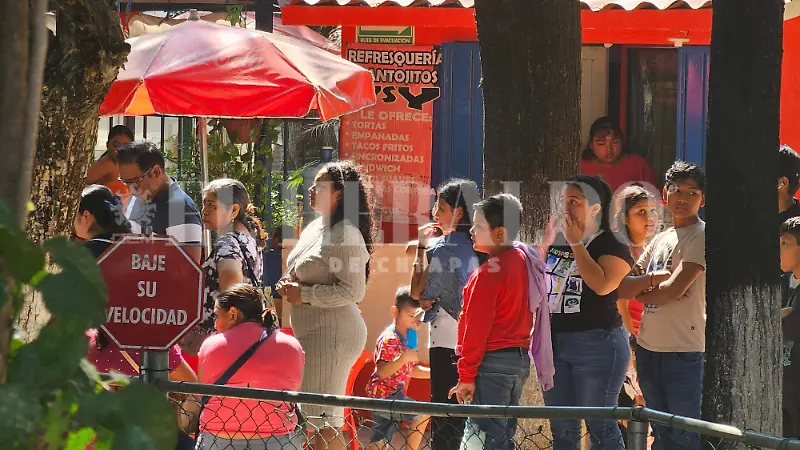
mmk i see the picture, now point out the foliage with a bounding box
[0,202,177,449]
[165,119,306,232]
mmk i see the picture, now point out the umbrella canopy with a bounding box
[127,12,340,54]
[99,20,375,121]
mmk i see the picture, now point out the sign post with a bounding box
[97,234,204,351]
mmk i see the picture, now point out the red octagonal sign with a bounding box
[98,234,203,350]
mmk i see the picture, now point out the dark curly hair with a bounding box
[665,160,706,194]
[320,160,375,280]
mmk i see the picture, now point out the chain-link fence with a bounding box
[140,376,800,450]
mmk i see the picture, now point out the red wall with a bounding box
[782,17,800,151]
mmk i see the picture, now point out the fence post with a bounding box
[627,419,649,450]
[141,351,170,386]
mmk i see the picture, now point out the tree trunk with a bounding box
[0,0,49,383]
[703,0,784,438]
[474,0,581,446]
[17,0,129,337]
[475,0,582,240]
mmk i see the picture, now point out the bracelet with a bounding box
[649,273,654,289]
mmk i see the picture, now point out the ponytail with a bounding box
[243,203,268,250]
[79,185,132,236]
[218,283,278,331]
[261,307,277,330]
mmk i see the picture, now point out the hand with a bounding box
[563,214,584,245]
[449,382,475,404]
[418,298,436,311]
[649,270,672,288]
[631,263,646,276]
[540,215,558,250]
[406,240,421,256]
[402,349,420,364]
[417,223,440,249]
[276,281,302,304]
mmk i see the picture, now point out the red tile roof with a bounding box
[283,0,714,10]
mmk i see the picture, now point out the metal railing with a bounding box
[101,353,800,450]
[151,377,800,450]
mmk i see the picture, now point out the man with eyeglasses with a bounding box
[117,141,202,263]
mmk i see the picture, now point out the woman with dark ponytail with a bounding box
[182,178,267,356]
[195,283,305,450]
[277,160,373,450]
[408,178,483,450]
[74,184,132,257]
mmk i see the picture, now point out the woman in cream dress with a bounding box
[278,160,373,450]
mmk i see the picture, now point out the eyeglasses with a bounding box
[118,167,153,187]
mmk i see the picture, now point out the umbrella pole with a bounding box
[198,117,211,257]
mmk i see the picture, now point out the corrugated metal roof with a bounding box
[283,0,715,10]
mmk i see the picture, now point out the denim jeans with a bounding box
[195,430,304,450]
[543,327,630,450]
[460,348,530,450]
[635,346,704,450]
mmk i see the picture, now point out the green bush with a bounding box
[0,203,177,449]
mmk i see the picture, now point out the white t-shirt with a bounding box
[428,310,458,350]
[637,220,706,353]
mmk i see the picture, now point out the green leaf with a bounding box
[0,229,46,284]
[9,337,24,361]
[38,236,107,327]
[112,426,155,450]
[9,317,89,386]
[38,271,107,328]
[42,391,72,448]
[0,202,46,284]
[116,382,178,449]
[0,384,44,447]
[65,427,97,450]
[79,390,126,432]
[92,431,114,450]
[43,236,107,303]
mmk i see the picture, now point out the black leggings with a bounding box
[430,347,467,450]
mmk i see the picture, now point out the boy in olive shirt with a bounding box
[619,161,706,450]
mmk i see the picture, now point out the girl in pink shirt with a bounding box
[196,284,305,450]
[580,117,659,193]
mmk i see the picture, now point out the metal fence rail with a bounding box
[154,379,800,450]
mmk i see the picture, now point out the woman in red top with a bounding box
[580,117,659,193]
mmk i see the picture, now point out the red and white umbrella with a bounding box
[99,19,375,121]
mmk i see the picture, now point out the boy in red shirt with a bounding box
[450,194,532,450]
[366,286,431,450]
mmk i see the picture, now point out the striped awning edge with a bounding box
[282,0,716,11]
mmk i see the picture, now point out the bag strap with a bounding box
[236,237,261,287]
[201,328,272,407]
